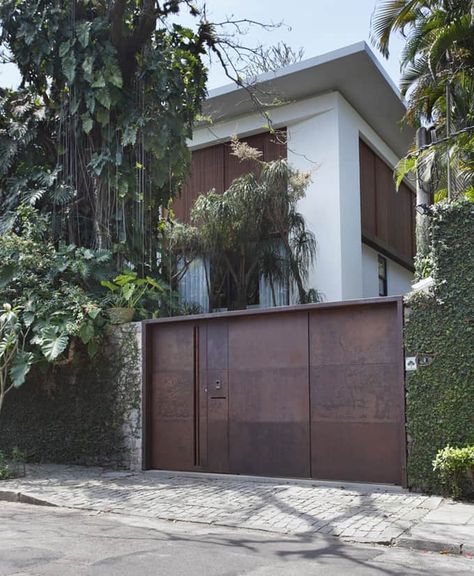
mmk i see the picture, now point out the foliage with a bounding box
[0,325,142,468]
[0,450,15,480]
[0,0,213,270]
[101,271,164,310]
[405,201,474,492]
[0,304,32,414]
[167,138,319,310]
[0,209,112,414]
[372,1,474,199]
[433,444,474,499]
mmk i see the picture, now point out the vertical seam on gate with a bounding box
[398,299,408,488]
[193,324,200,467]
[308,311,312,479]
[226,320,230,473]
[141,322,149,470]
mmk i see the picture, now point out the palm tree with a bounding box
[371,1,474,198]
[167,139,319,311]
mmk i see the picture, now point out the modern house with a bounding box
[173,42,416,311]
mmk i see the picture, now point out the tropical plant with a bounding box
[0,1,282,273]
[167,138,319,311]
[0,304,33,415]
[371,0,474,199]
[0,0,213,271]
[101,271,164,322]
[0,209,109,415]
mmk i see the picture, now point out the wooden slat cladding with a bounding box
[359,140,415,267]
[173,131,287,222]
[173,145,225,222]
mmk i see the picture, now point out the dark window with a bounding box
[378,255,388,296]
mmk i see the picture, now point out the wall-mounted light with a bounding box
[416,203,432,216]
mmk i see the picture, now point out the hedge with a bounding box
[405,200,474,492]
[0,325,141,467]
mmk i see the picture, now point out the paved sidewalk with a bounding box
[0,465,447,546]
[3,466,473,556]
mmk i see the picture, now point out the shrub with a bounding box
[0,450,15,480]
[433,445,474,499]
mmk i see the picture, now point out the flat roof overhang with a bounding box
[201,42,414,158]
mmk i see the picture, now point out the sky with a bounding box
[0,0,405,91]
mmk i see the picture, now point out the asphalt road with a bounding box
[1,502,473,576]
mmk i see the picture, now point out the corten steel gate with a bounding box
[143,297,407,485]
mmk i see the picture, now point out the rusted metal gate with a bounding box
[143,297,406,485]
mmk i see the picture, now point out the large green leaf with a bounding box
[79,321,95,344]
[96,88,111,110]
[10,351,34,388]
[81,112,93,134]
[91,72,106,89]
[76,21,91,48]
[62,51,76,84]
[40,330,69,361]
[0,263,17,289]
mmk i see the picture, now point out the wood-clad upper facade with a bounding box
[174,133,415,272]
[359,139,415,269]
[173,131,287,223]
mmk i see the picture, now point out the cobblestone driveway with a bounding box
[1,465,442,544]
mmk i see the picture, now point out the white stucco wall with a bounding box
[362,243,414,297]
[189,90,410,303]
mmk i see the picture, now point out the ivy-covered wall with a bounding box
[405,201,474,491]
[0,324,141,468]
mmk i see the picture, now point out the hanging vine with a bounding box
[0,0,210,271]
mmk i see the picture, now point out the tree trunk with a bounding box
[269,275,277,307]
[415,127,432,265]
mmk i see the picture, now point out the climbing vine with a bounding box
[405,201,474,492]
[0,325,142,467]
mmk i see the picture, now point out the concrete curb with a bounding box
[396,536,473,557]
[0,489,57,508]
[2,487,471,558]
